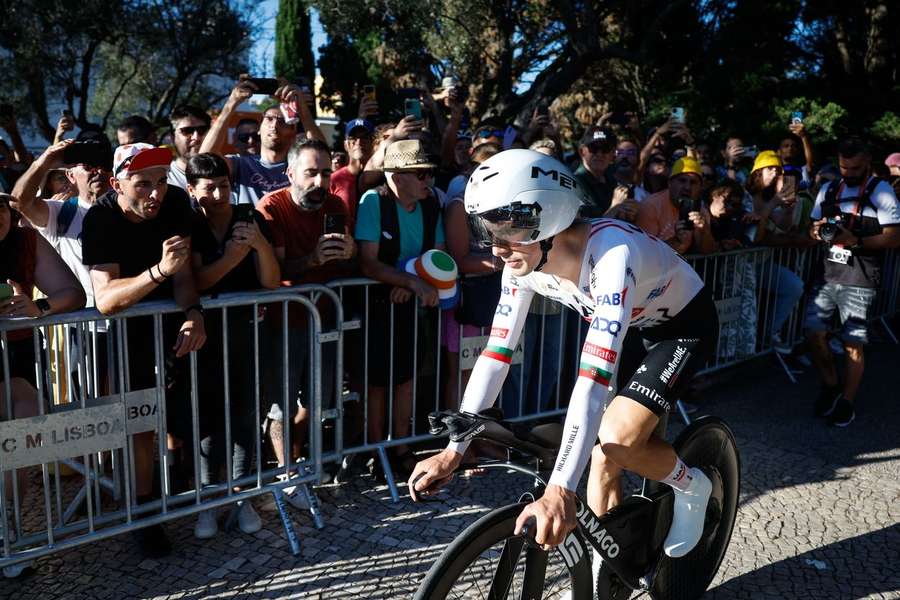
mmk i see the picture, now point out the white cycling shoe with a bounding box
[664,467,712,558]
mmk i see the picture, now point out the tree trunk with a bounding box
[863,2,891,88]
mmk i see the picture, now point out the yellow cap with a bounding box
[670,156,702,179]
[751,150,782,173]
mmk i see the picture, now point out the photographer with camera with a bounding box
[805,137,900,427]
[636,157,717,255]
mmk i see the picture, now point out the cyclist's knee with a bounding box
[597,423,642,465]
[591,443,622,473]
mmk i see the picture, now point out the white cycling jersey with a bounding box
[449,219,704,490]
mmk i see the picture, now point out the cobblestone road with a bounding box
[2,344,899,599]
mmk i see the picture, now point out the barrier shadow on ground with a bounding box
[708,523,900,599]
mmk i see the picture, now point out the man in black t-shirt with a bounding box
[81,143,207,557]
[806,138,900,427]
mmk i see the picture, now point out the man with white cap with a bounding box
[81,142,207,558]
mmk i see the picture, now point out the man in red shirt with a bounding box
[329,119,375,226]
[256,138,356,506]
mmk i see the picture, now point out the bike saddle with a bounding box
[427,409,559,465]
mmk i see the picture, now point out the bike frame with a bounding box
[486,457,673,596]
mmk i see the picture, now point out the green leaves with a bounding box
[0,0,257,141]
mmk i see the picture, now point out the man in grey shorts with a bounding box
[806,137,900,426]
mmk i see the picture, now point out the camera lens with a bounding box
[820,222,837,244]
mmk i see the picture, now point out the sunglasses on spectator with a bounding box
[177,125,209,137]
[615,148,637,157]
[396,170,434,180]
[236,132,260,143]
[587,141,615,154]
[477,129,504,139]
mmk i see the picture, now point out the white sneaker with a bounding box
[664,467,712,558]
[237,500,262,534]
[280,484,310,510]
[194,508,218,539]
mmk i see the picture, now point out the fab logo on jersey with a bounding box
[595,288,627,307]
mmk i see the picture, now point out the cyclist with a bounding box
[410,150,718,561]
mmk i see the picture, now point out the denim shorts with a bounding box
[804,283,877,345]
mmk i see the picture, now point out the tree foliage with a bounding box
[274,0,316,86]
[309,0,899,149]
[0,0,258,141]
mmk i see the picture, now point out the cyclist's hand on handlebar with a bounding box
[408,448,462,502]
[514,484,577,550]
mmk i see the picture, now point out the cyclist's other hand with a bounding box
[408,449,462,502]
[514,484,577,550]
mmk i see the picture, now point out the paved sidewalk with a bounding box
[2,344,899,599]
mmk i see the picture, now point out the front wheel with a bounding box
[414,502,594,599]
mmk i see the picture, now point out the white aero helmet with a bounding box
[464,149,586,248]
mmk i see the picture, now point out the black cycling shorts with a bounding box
[617,287,718,415]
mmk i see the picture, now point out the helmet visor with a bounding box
[470,203,542,248]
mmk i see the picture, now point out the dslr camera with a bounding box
[819,217,841,244]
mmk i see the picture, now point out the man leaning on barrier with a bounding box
[355,139,445,482]
[81,143,207,558]
[256,138,354,509]
[805,136,900,427]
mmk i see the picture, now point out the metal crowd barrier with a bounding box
[0,286,347,573]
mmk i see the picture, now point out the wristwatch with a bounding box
[184,303,205,319]
[35,298,51,316]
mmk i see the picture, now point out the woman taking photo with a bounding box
[185,154,279,539]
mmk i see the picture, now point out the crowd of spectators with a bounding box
[2,75,899,566]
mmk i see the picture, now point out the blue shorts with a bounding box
[804,283,877,345]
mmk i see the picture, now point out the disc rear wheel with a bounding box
[653,416,741,600]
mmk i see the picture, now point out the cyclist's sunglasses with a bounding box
[177,125,210,137]
[472,203,542,248]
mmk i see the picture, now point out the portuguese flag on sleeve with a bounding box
[483,345,513,364]
[578,362,612,386]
